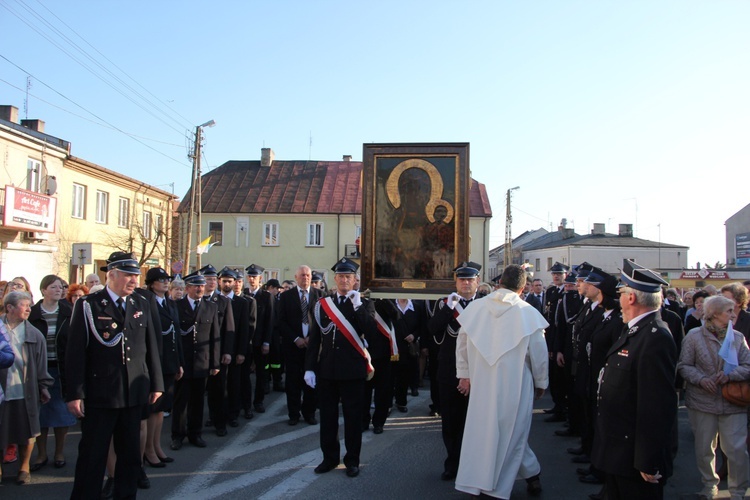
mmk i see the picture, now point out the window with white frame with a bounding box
[72,183,86,219]
[95,190,109,223]
[263,222,279,246]
[118,197,130,228]
[27,159,43,192]
[307,222,323,247]
[155,214,163,234]
[143,211,152,239]
[209,221,223,246]
[263,269,280,282]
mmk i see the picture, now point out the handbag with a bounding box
[722,381,750,407]
[408,338,420,358]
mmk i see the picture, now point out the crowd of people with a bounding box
[0,253,749,499]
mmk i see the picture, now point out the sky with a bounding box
[1,0,748,268]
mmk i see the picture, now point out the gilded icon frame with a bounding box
[361,143,470,298]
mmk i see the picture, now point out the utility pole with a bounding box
[504,186,520,268]
[183,120,215,273]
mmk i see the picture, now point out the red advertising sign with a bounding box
[3,185,57,232]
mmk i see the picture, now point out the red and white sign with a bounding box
[679,270,730,280]
[3,185,57,232]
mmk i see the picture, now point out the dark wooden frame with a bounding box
[361,143,470,298]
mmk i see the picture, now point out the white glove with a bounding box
[447,292,461,310]
[304,370,316,388]
[346,290,362,310]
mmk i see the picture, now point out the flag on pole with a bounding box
[719,320,738,375]
[196,236,216,255]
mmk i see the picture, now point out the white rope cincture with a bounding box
[83,300,123,347]
[161,324,175,336]
[313,302,336,336]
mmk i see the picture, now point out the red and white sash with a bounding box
[374,311,399,361]
[444,297,466,320]
[320,297,374,377]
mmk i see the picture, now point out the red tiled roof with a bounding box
[179,160,492,217]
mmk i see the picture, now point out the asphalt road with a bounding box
[0,385,728,499]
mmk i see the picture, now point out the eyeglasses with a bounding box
[8,283,25,289]
[156,278,171,283]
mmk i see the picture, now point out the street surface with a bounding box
[0,385,729,499]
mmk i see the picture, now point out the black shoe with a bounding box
[589,492,604,500]
[441,470,456,481]
[254,402,266,413]
[157,455,174,463]
[373,426,384,434]
[314,461,339,474]
[411,388,419,396]
[216,428,228,437]
[346,465,360,477]
[289,417,300,426]
[101,477,114,499]
[544,413,566,423]
[170,439,183,450]
[571,455,591,464]
[304,415,318,425]
[137,467,150,489]
[567,447,585,455]
[30,458,48,472]
[205,419,213,427]
[273,382,285,392]
[554,429,578,437]
[579,474,603,484]
[244,409,254,420]
[143,456,166,468]
[189,436,207,448]
[576,467,592,476]
[542,407,558,414]
[396,405,408,413]
[526,476,542,496]
[228,419,239,428]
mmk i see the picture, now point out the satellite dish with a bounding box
[46,175,57,196]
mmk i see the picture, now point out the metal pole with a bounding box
[195,125,203,270]
[183,127,200,271]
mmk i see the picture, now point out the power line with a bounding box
[0,55,190,168]
[3,1,190,136]
[0,77,185,148]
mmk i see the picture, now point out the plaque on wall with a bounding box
[361,143,470,297]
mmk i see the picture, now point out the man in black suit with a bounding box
[200,265,235,436]
[243,263,274,413]
[67,252,163,500]
[427,261,482,481]
[591,260,677,500]
[170,272,221,450]
[218,267,254,428]
[278,265,322,425]
[305,258,374,478]
[525,278,545,314]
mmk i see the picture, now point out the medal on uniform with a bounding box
[103,332,110,340]
[111,322,117,329]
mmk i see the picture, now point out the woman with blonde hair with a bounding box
[678,295,750,500]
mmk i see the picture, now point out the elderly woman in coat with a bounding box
[0,291,52,485]
[677,295,750,500]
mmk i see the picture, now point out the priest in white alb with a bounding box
[454,264,549,499]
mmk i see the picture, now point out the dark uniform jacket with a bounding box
[66,288,164,408]
[573,301,604,395]
[394,299,428,360]
[176,297,221,378]
[205,291,235,358]
[246,288,274,347]
[525,292,544,314]
[226,293,252,359]
[278,286,323,360]
[150,293,184,375]
[588,309,623,397]
[552,290,582,356]
[305,294,374,380]
[428,295,478,383]
[543,285,564,352]
[591,311,677,479]
[368,299,402,361]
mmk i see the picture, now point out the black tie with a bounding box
[301,290,309,325]
[193,299,199,311]
[116,297,125,315]
[339,295,346,306]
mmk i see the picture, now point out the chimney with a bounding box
[260,148,274,167]
[618,224,633,237]
[343,155,352,162]
[21,119,45,132]
[592,223,605,235]
[558,218,568,232]
[0,105,19,123]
